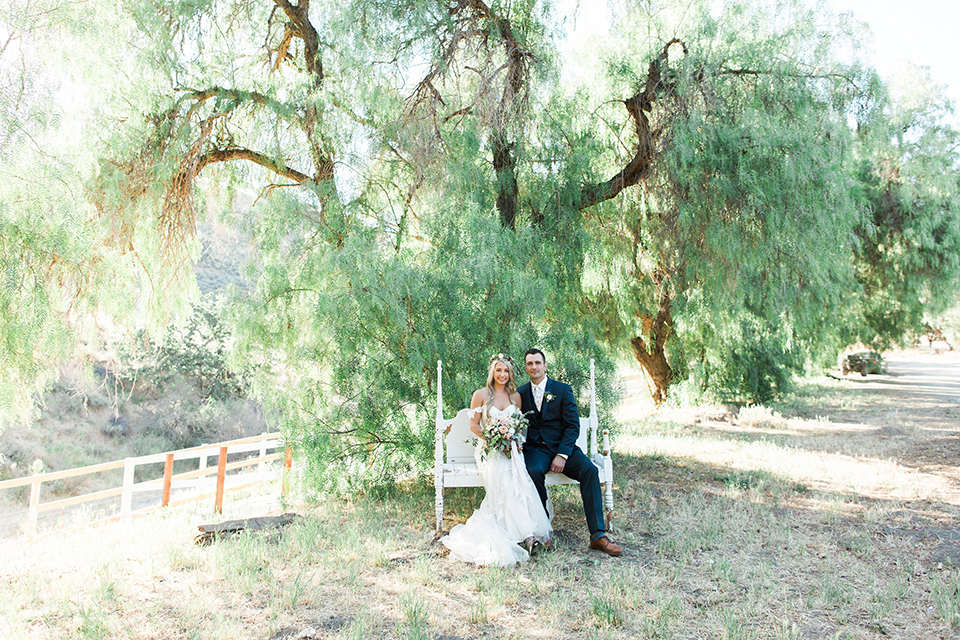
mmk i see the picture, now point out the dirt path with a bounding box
[640,347,960,516]
[831,348,960,473]
[851,348,960,405]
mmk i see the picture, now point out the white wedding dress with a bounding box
[441,404,553,567]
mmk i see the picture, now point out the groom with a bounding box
[518,348,622,556]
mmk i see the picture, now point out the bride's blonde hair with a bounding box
[485,353,517,412]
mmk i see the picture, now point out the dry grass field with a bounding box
[2,350,959,639]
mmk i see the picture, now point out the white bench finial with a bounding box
[436,360,443,422]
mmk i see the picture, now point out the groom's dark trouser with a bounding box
[524,445,605,539]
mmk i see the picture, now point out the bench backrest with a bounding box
[444,409,475,463]
[435,359,598,462]
[441,408,591,463]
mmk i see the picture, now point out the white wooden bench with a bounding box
[433,359,614,532]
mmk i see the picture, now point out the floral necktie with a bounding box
[534,384,543,411]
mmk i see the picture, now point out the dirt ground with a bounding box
[818,348,960,485]
[627,346,960,565]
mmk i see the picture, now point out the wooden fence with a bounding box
[0,432,291,535]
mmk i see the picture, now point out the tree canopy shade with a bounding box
[11,0,960,481]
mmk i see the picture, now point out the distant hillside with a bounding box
[194,220,254,296]
[0,357,269,502]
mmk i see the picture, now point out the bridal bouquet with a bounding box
[477,411,529,459]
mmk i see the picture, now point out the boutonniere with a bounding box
[544,393,556,403]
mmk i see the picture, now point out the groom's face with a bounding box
[524,353,546,385]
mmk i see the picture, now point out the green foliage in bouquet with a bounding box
[473,409,530,460]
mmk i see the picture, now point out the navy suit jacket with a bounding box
[518,377,582,458]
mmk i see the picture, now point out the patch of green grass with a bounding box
[72,603,111,639]
[468,594,488,624]
[931,570,960,628]
[399,590,430,640]
[721,608,759,640]
[640,593,682,638]
[341,613,374,640]
[282,569,313,611]
[590,593,624,627]
[215,531,275,593]
[773,621,802,640]
[412,555,434,586]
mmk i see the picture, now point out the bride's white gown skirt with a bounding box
[441,439,552,567]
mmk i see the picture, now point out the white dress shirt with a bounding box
[533,379,547,411]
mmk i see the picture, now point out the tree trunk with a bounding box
[631,337,672,404]
[492,134,518,229]
[630,288,674,404]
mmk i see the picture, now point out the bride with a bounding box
[441,354,553,566]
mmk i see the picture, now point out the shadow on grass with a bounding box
[413,443,959,572]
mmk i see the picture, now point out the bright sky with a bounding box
[828,0,960,117]
[566,1,960,121]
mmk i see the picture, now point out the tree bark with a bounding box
[573,41,685,402]
[631,336,672,405]
[630,288,674,404]
[472,0,526,229]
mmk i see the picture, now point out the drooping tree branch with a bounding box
[197,147,313,183]
[94,0,343,263]
[468,0,530,229]
[266,0,335,203]
[176,87,292,114]
[405,0,531,229]
[492,135,518,228]
[579,39,686,211]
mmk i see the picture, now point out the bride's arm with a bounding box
[469,389,486,437]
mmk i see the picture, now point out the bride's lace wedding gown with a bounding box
[441,404,553,567]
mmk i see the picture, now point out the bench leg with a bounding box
[434,426,444,532]
[435,482,444,532]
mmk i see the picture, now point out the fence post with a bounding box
[259,432,269,475]
[162,453,174,507]
[198,445,210,493]
[121,457,135,519]
[27,479,40,535]
[282,446,293,497]
[214,446,228,514]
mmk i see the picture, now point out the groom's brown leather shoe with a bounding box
[589,536,623,556]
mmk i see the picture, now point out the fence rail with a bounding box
[0,432,291,535]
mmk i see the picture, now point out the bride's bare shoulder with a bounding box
[470,388,488,407]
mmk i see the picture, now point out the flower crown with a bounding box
[489,353,517,368]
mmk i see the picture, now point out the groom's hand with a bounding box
[550,455,566,474]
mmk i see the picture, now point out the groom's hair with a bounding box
[524,348,546,363]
